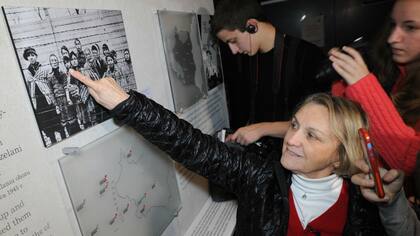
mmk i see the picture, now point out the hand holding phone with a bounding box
[358,128,385,198]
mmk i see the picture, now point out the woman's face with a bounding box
[106,57,114,67]
[92,49,100,59]
[49,55,59,69]
[61,49,69,59]
[64,61,71,70]
[71,55,78,67]
[281,103,340,179]
[124,50,130,61]
[388,0,420,64]
[27,53,37,64]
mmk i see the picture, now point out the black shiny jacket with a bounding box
[111,90,386,236]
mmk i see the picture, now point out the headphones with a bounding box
[245,24,257,34]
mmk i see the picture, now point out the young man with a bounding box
[212,0,330,144]
[212,0,274,57]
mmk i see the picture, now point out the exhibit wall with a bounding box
[0,0,231,236]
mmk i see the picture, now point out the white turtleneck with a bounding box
[290,173,343,229]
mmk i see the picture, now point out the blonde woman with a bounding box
[69,69,385,235]
[226,0,420,176]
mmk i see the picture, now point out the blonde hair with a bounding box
[296,93,369,176]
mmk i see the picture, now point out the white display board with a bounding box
[0,1,232,236]
[59,127,181,236]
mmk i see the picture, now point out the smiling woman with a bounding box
[281,94,367,179]
[226,0,420,177]
[282,104,340,179]
[69,67,387,235]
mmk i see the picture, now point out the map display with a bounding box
[158,10,207,113]
[59,127,181,236]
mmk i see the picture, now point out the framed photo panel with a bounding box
[157,10,207,113]
[3,6,137,147]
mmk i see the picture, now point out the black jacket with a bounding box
[111,90,386,236]
[252,31,330,123]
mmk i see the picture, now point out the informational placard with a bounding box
[185,199,237,236]
[0,103,73,236]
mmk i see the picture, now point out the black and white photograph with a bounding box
[158,10,207,113]
[3,6,137,147]
[198,14,224,90]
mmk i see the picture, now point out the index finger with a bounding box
[328,47,340,55]
[69,69,97,88]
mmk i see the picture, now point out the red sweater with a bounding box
[287,182,349,235]
[332,74,420,174]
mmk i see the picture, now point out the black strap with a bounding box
[272,33,286,95]
[248,54,259,123]
[273,159,288,199]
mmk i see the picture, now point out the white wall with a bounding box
[0,0,214,235]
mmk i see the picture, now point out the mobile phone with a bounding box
[358,128,385,198]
